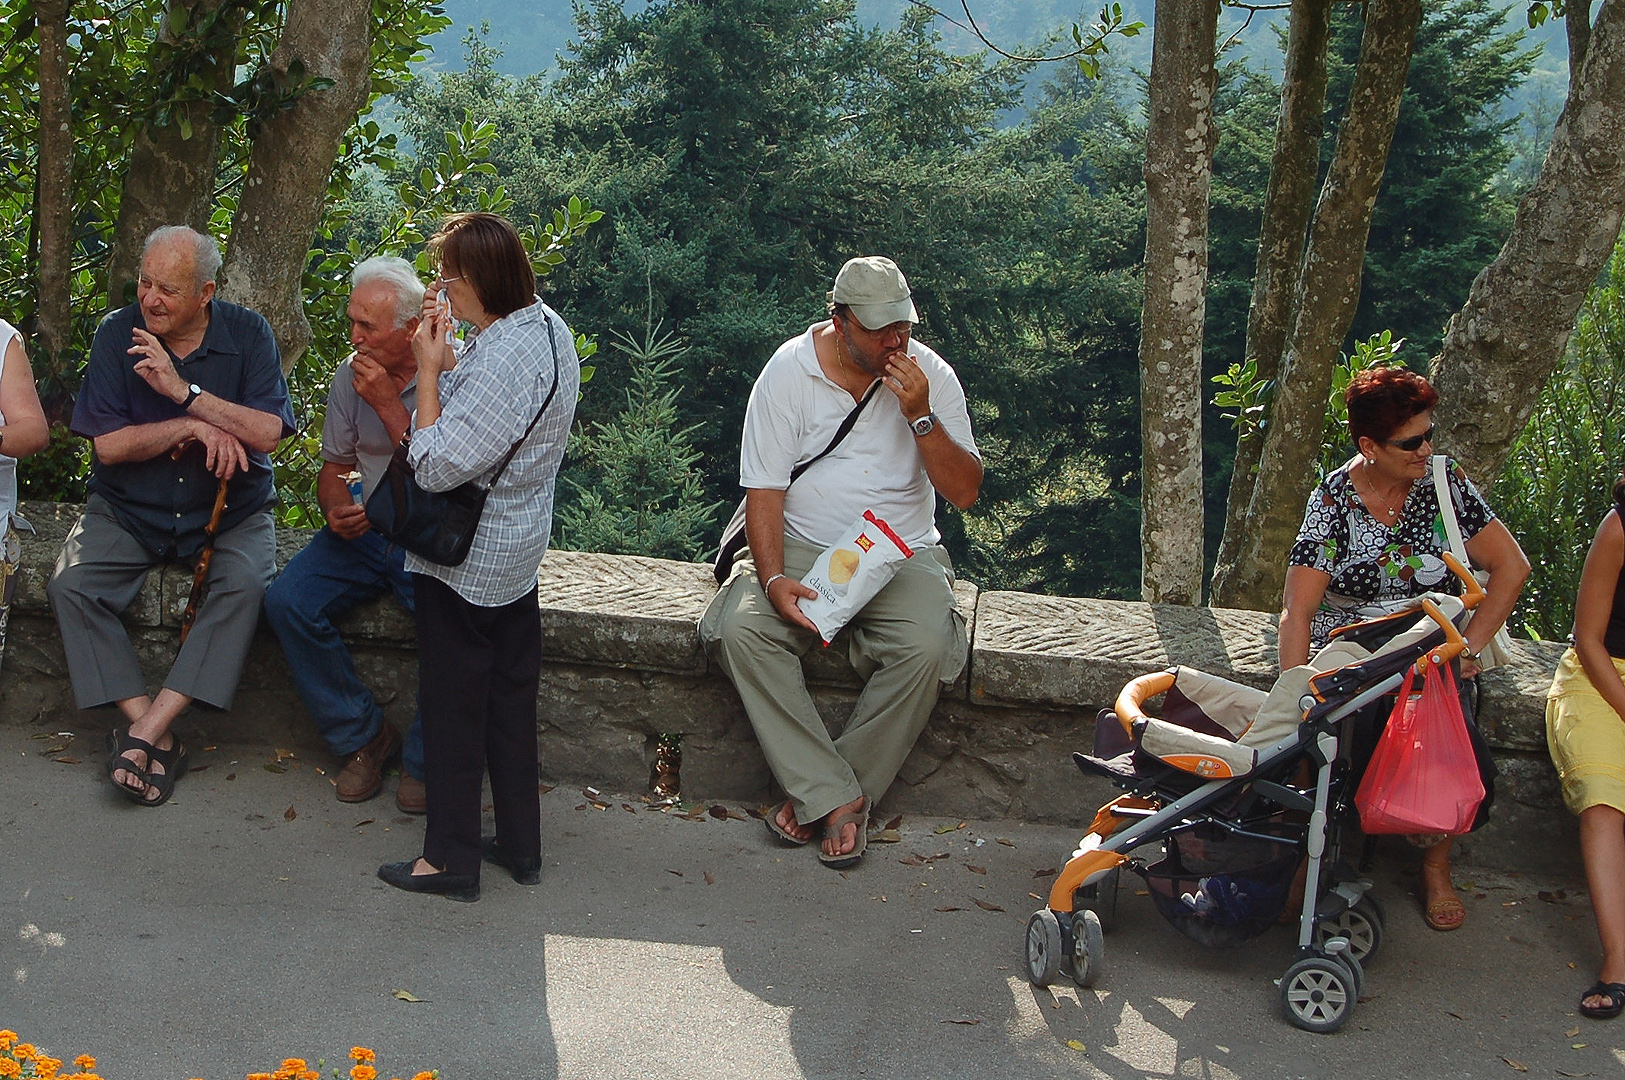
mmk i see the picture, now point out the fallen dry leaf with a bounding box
[392,989,426,1003]
[941,1018,981,1025]
[1066,1040,1087,1052]
[709,805,730,820]
[1566,1026,1581,1038]
[748,805,772,820]
[1572,1043,1588,1049]
[1033,867,1058,878]
[226,772,237,781]
[284,805,297,821]
[53,756,80,765]
[683,805,708,821]
[575,803,588,811]
[1557,1071,1593,1077]
[623,803,637,813]
[263,762,286,774]
[725,808,750,821]
[996,838,1015,847]
[974,899,1005,913]
[1447,1011,1468,1020]
[275,748,297,762]
[966,864,987,875]
[189,764,210,773]
[917,850,951,863]
[870,829,902,844]
[44,743,70,754]
[354,818,376,828]
[1502,1057,1528,1072]
[1539,890,1569,903]
[538,783,554,794]
[704,871,715,885]
[885,814,904,831]
[935,905,965,912]
[933,821,969,835]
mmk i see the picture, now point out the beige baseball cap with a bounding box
[828,256,919,329]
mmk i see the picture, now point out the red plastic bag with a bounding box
[1355,658,1486,836]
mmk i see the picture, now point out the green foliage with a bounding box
[1072,4,1143,79]
[553,320,724,560]
[1494,237,1625,640]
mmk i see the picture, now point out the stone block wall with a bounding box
[0,501,1575,874]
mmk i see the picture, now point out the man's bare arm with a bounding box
[93,418,205,465]
[744,487,818,632]
[185,393,284,453]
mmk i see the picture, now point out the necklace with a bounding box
[1357,463,1408,521]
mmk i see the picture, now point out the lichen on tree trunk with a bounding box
[220,0,375,373]
[1433,0,1625,484]
[1139,0,1220,606]
[1209,0,1332,608]
[1214,0,1421,612]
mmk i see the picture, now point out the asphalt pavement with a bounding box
[1,720,1619,1080]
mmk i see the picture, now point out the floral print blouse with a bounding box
[1288,455,1494,646]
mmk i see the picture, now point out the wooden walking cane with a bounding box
[180,476,230,645]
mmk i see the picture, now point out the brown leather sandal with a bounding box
[818,797,869,869]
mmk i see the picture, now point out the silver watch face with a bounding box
[910,413,936,436]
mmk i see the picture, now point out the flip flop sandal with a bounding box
[104,727,155,801]
[764,799,812,847]
[135,736,190,807]
[1580,981,1625,1020]
[1424,895,1466,932]
[818,797,869,870]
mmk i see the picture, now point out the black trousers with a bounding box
[416,574,543,876]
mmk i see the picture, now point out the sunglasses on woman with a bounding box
[1385,424,1435,452]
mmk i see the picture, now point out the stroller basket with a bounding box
[1144,822,1300,947]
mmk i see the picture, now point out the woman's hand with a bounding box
[411,292,456,377]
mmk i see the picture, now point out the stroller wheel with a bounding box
[1315,898,1385,965]
[1077,866,1121,934]
[1280,957,1355,1033]
[1071,909,1105,988]
[1025,909,1064,986]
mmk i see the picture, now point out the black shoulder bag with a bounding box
[366,315,561,567]
[711,378,881,584]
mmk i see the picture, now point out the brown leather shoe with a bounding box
[395,774,427,815]
[335,724,401,802]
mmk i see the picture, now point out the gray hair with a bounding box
[351,256,427,329]
[142,226,222,293]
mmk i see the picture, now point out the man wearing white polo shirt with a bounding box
[702,256,983,869]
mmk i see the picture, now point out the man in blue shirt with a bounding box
[48,225,296,806]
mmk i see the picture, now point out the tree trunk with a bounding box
[1209,0,1333,606]
[35,0,72,365]
[1433,0,1625,483]
[105,0,239,307]
[1214,0,1421,612]
[220,0,374,372]
[1138,0,1220,605]
[1570,0,1593,80]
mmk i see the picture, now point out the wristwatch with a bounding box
[909,412,938,437]
[181,383,203,410]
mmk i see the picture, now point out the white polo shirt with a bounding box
[738,324,979,549]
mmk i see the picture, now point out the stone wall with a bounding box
[0,501,1575,874]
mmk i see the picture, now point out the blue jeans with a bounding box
[264,527,423,779]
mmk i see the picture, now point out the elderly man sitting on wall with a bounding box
[49,225,296,806]
[264,256,428,811]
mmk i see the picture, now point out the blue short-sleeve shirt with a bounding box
[72,299,296,558]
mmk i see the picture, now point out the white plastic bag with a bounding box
[797,509,913,644]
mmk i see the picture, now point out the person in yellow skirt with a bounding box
[1548,475,1625,1020]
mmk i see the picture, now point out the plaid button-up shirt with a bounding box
[405,298,579,606]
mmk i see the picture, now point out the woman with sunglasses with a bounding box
[1280,366,1528,931]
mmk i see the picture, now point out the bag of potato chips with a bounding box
[797,509,913,644]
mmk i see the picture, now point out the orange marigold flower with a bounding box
[36,1055,63,1079]
[350,1066,378,1080]
[280,1061,308,1072]
[13,1046,35,1061]
[410,1072,437,1080]
[0,1060,20,1079]
[351,1048,376,1063]
[247,1073,274,1080]
[0,1032,14,1049]
[74,1058,96,1071]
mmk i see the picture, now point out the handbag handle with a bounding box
[1434,454,1470,567]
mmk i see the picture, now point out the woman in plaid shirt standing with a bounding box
[377,214,580,902]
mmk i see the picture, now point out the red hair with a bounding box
[1346,367,1438,444]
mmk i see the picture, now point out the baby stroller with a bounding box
[1024,554,1484,1032]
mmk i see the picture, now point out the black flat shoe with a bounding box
[1581,981,1625,1020]
[377,860,480,902]
[482,836,542,885]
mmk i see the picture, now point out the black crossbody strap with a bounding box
[485,311,563,489]
[788,378,881,485]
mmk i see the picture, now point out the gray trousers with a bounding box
[48,494,275,710]
[700,535,967,823]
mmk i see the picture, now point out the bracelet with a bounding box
[762,573,787,591]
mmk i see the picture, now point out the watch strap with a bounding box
[182,383,203,409]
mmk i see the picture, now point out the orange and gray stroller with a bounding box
[1024,555,1484,1032]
